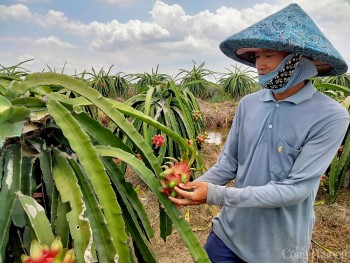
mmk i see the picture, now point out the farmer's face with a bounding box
[254,49,289,75]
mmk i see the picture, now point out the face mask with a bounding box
[258,54,318,94]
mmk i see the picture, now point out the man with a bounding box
[170,4,349,263]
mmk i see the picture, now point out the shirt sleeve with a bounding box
[205,117,349,208]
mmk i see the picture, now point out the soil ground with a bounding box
[127,99,350,263]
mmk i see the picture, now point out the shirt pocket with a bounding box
[271,138,302,180]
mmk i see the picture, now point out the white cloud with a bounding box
[148,2,284,51]
[88,19,170,51]
[0,4,33,20]
[39,10,91,35]
[150,1,190,38]
[0,4,90,35]
[157,35,216,54]
[1,0,349,77]
[3,36,77,49]
[34,36,78,49]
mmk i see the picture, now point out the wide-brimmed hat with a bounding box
[219,3,348,76]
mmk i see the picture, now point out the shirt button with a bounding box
[276,103,280,107]
[268,124,273,128]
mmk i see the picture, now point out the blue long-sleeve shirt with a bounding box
[196,82,349,263]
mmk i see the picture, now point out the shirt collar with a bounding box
[259,81,316,104]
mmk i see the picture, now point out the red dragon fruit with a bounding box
[21,238,75,263]
[153,134,165,147]
[160,158,191,197]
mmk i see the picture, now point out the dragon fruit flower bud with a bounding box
[153,134,165,147]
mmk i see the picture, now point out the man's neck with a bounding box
[273,81,306,101]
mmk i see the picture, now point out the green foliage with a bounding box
[123,81,207,166]
[328,126,350,203]
[315,83,350,102]
[113,72,130,98]
[315,76,350,202]
[327,95,350,203]
[0,59,31,80]
[176,61,217,99]
[313,74,350,102]
[130,65,173,94]
[220,65,257,100]
[86,65,117,97]
[313,73,350,87]
[0,72,210,263]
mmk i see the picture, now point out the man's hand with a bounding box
[169,181,208,207]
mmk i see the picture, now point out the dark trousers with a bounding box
[204,230,247,263]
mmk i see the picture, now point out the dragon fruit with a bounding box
[160,158,191,197]
[153,134,165,147]
[21,238,75,263]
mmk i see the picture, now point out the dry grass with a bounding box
[309,189,350,262]
[197,98,237,128]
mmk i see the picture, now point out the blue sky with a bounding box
[1,0,349,78]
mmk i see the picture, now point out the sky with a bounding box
[1,0,350,79]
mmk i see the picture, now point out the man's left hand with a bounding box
[169,181,208,207]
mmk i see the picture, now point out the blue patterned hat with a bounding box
[219,3,348,76]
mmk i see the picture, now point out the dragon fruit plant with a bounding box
[122,79,206,171]
[0,68,210,263]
